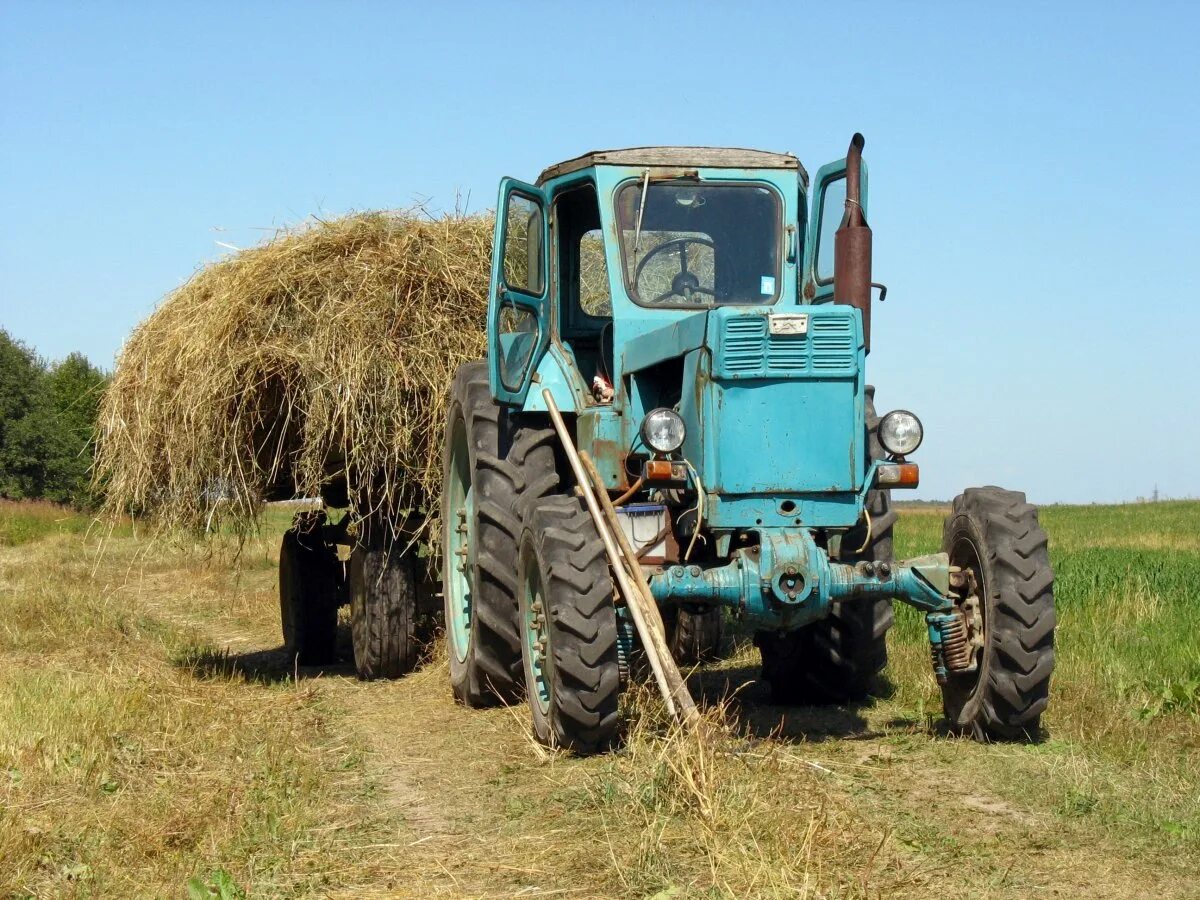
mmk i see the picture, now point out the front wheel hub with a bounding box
[524,584,551,714]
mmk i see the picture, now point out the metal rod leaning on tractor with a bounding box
[541,388,700,726]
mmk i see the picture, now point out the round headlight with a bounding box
[878,410,923,457]
[641,408,686,454]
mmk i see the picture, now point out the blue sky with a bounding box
[2,1,1198,503]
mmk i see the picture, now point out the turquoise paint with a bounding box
[487,177,551,406]
[620,310,708,375]
[444,417,474,663]
[704,305,863,499]
[648,528,950,630]
[588,166,806,355]
[522,563,551,715]
[522,344,586,414]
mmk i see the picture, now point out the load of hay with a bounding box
[96,210,494,547]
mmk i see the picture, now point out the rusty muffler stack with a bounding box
[834,133,873,352]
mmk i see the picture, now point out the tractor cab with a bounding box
[486,145,887,545]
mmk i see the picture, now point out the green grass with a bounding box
[893,501,1200,723]
[0,499,96,546]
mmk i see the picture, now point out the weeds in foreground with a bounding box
[555,686,906,897]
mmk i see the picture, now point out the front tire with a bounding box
[940,487,1055,740]
[517,496,620,754]
[442,363,559,706]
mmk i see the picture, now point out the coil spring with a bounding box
[942,612,972,672]
[615,609,636,687]
[929,642,942,675]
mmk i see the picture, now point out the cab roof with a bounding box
[537,146,808,187]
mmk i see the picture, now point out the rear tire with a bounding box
[441,362,558,706]
[279,522,339,666]
[350,534,419,680]
[517,495,620,754]
[941,487,1055,740]
[757,391,895,704]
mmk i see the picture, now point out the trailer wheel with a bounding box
[940,487,1055,740]
[663,605,723,668]
[350,536,419,680]
[757,392,895,704]
[517,495,620,754]
[279,522,339,666]
[442,362,558,705]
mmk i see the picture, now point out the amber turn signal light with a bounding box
[876,463,919,487]
[644,460,688,481]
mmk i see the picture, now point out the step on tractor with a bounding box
[281,135,1056,753]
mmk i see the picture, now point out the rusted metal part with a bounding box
[537,146,806,185]
[834,133,873,352]
[662,507,682,564]
[941,611,972,672]
[956,567,984,672]
[589,438,631,490]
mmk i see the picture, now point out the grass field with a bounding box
[1,499,1197,897]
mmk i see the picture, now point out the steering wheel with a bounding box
[634,237,716,303]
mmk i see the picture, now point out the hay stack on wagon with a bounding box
[96,210,494,546]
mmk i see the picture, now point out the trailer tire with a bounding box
[279,523,340,666]
[757,392,895,704]
[663,605,723,668]
[517,495,620,754]
[350,536,419,680]
[941,487,1054,741]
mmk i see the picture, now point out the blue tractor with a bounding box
[441,136,1055,752]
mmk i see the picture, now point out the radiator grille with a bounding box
[716,313,857,378]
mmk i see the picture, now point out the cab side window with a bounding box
[578,228,611,317]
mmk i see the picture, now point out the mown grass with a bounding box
[1,499,1197,897]
[0,518,373,896]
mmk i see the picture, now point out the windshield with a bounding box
[615,181,781,307]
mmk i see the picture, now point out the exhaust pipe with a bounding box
[834,133,873,352]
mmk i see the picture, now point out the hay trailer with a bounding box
[439,136,1056,752]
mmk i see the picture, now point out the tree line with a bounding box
[0,328,108,507]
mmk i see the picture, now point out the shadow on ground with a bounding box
[174,616,447,684]
[690,660,906,743]
[175,641,357,684]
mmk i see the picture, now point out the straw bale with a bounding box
[95,210,495,549]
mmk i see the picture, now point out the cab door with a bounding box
[488,178,551,406]
[801,155,869,304]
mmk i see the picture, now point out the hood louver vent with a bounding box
[714,312,857,379]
